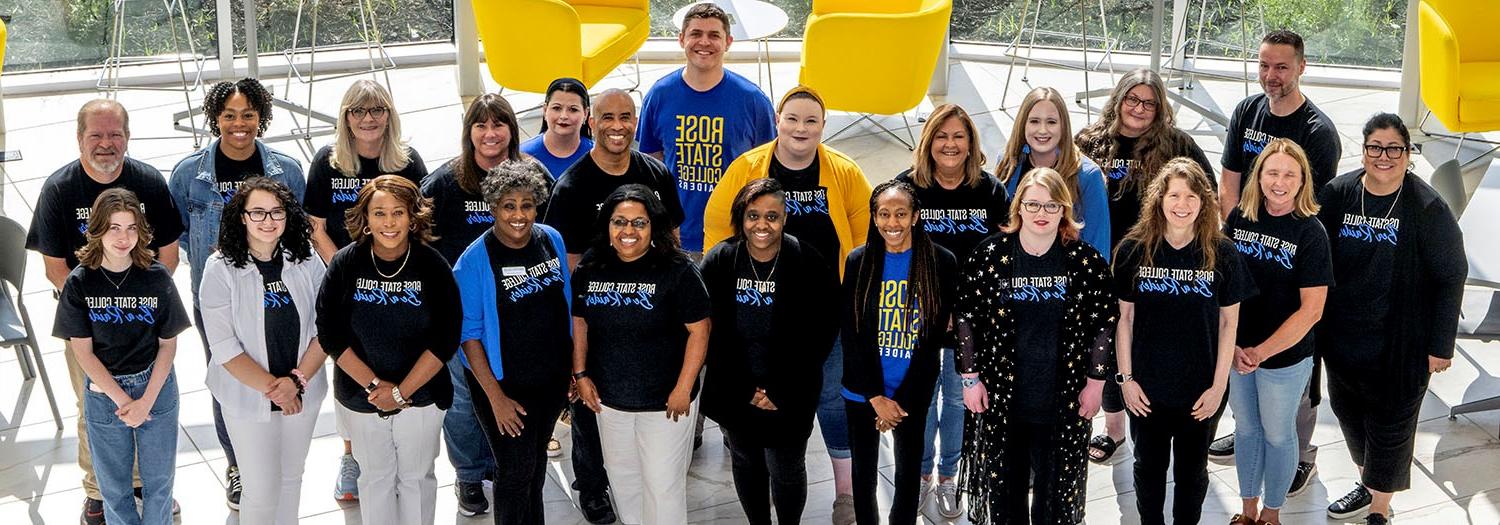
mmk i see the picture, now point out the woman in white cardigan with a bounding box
[201,177,329,523]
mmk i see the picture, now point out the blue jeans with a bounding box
[921,347,963,477]
[816,340,850,459]
[442,356,497,483]
[85,367,178,525]
[1229,356,1314,509]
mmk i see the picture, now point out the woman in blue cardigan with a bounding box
[451,160,573,524]
[997,87,1111,259]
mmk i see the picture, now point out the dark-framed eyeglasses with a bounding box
[609,217,650,230]
[1363,144,1409,159]
[244,208,288,222]
[1020,200,1066,214]
[347,106,389,120]
[1122,94,1159,112]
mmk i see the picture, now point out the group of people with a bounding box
[24,5,1464,525]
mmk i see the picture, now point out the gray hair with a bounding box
[481,159,550,207]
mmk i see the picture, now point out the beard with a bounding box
[85,154,124,176]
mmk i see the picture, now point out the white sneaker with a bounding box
[935,479,962,518]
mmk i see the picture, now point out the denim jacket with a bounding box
[168,139,306,299]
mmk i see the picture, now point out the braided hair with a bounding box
[851,180,943,340]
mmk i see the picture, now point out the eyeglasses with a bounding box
[1020,200,1066,214]
[244,208,288,222]
[1122,94,1159,112]
[1363,144,1408,159]
[609,217,650,230]
[347,106,389,120]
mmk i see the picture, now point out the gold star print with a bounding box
[1000,256,1010,265]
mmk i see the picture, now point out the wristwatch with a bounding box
[1113,373,1134,385]
[391,385,409,408]
[961,377,979,389]
[364,378,381,395]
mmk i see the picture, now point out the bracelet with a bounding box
[391,385,409,408]
[290,370,308,395]
[572,370,588,380]
[364,378,381,395]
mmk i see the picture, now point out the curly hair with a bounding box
[204,78,274,137]
[344,174,437,245]
[729,177,785,240]
[1075,69,1199,203]
[217,177,314,268]
[481,159,550,207]
[578,184,684,271]
[76,188,156,270]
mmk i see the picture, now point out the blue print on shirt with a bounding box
[919,209,991,236]
[784,188,830,217]
[84,296,161,324]
[352,277,424,306]
[463,199,495,225]
[500,258,564,303]
[1231,229,1297,270]
[1241,128,1274,158]
[583,281,657,310]
[1338,213,1399,246]
[1102,158,1132,181]
[1136,266,1215,298]
[264,281,292,308]
[1002,276,1069,302]
[735,278,774,306]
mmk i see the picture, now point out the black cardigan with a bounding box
[1317,170,1467,396]
[840,244,959,411]
[699,235,841,446]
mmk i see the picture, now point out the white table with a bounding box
[671,0,789,93]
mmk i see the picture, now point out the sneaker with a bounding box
[226,465,242,510]
[80,497,105,525]
[334,453,360,501]
[1287,462,1317,498]
[1366,512,1390,525]
[547,437,564,458]
[580,490,617,524]
[934,479,962,519]
[455,481,489,516]
[1328,483,1373,520]
[1208,433,1236,461]
[131,488,181,515]
[832,493,856,525]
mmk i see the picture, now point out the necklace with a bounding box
[1360,176,1403,220]
[102,266,131,290]
[371,245,411,279]
[747,246,779,282]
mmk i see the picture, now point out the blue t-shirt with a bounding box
[521,135,593,180]
[637,68,776,252]
[843,250,919,401]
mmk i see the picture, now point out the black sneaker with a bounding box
[226,465,242,510]
[1208,433,1235,460]
[81,497,105,525]
[455,481,489,516]
[1366,512,1390,525]
[581,490,617,524]
[1328,483,1373,519]
[1287,461,1317,498]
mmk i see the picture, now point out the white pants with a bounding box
[597,399,698,525]
[340,404,445,525]
[223,406,320,525]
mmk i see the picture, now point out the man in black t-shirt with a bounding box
[1219,31,1341,218]
[24,99,185,523]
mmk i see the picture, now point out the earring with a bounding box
[363,227,371,236]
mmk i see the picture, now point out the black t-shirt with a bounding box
[571,251,711,411]
[53,263,191,375]
[422,161,497,264]
[1099,134,1215,250]
[1324,183,1403,326]
[1114,238,1255,408]
[1225,207,1334,369]
[256,256,300,410]
[894,169,1009,263]
[544,150,685,254]
[304,145,428,249]
[483,229,572,395]
[769,154,840,272]
[25,158,185,270]
[1007,243,1070,423]
[733,256,778,376]
[1222,94,1342,191]
[316,242,461,412]
[212,147,262,203]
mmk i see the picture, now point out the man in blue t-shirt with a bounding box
[637,2,776,256]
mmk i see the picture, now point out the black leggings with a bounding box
[466,370,566,525]
[722,427,809,525]
[999,421,1061,524]
[1326,365,1424,493]
[847,399,929,525]
[1128,402,1224,525]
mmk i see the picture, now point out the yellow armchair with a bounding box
[798,0,952,147]
[1419,0,1500,133]
[470,0,648,94]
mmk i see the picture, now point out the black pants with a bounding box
[193,306,237,467]
[723,427,809,525]
[1128,402,1224,525]
[466,371,567,525]
[1326,365,1423,493]
[999,421,1060,524]
[847,399,929,525]
[569,399,611,497]
[1102,379,1125,414]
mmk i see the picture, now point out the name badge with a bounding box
[501,266,526,277]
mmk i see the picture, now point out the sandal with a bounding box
[1228,514,1257,525]
[1087,434,1121,464]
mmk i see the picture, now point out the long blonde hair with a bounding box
[1238,138,1321,221]
[332,80,411,177]
[910,104,986,189]
[1001,167,1083,242]
[997,87,1084,205]
[1118,158,1223,272]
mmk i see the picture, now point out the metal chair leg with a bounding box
[20,300,61,430]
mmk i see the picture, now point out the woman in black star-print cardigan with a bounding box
[956,168,1117,524]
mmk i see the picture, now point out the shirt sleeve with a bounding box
[142,174,186,250]
[754,93,777,145]
[153,270,192,340]
[25,181,71,257]
[1112,241,1141,302]
[1220,100,1249,174]
[315,250,354,358]
[199,259,248,365]
[1216,241,1258,307]
[1077,163,1113,260]
[1419,199,1468,359]
[52,273,92,339]
[569,265,591,316]
[425,254,462,363]
[405,147,430,181]
[654,163,688,229]
[1296,221,1336,288]
[1186,139,1218,191]
[544,177,588,254]
[674,263,712,325]
[1306,122,1344,191]
[637,89,663,155]
[303,154,334,218]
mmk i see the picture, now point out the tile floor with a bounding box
[2,55,1500,524]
